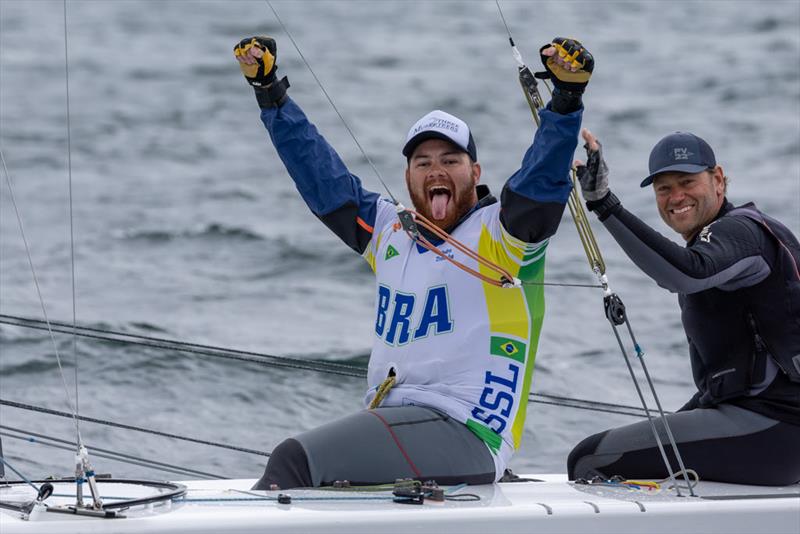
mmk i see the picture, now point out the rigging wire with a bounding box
[0,392,650,488]
[0,152,81,436]
[533,392,667,418]
[62,0,80,444]
[0,3,683,482]
[0,390,654,459]
[531,399,648,419]
[534,391,660,414]
[0,313,664,417]
[60,2,104,509]
[0,400,271,457]
[263,1,593,291]
[1,425,225,480]
[496,0,514,42]
[0,455,41,493]
[265,0,398,205]
[0,313,366,378]
[494,0,694,497]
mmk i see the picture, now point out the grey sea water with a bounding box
[0,0,798,481]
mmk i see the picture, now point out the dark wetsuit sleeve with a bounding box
[260,97,380,254]
[500,105,582,243]
[599,201,771,294]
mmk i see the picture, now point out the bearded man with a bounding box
[234,35,593,489]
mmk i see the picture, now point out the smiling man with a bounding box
[568,130,800,486]
[235,35,593,489]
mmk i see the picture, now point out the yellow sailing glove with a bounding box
[234,36,278,87]
[535,37,594,94]
[234,36,290,108]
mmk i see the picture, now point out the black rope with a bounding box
[0,314,367,379]
[1,314,663,462]
[1,314,661,416]
[2,431,212,480]
[1,314,658,419]
[531,392,671,416]
[0,399,270,457]
[1,391,656,474]
[0,425,224,480]
[529,399,649,418]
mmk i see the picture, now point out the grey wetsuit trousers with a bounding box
[568,403,800,486]
[253,406,496,489]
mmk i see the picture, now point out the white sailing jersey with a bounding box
[362,199,549,479]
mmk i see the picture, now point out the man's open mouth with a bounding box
[428,185,452,220]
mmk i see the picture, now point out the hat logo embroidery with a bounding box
[673,147,694,161]
[413,118,459,135]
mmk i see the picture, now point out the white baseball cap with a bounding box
[402,110,477,161]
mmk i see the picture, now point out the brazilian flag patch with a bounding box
[490,336,526,363]
[385,245,400,261]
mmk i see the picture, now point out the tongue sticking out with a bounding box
[431,192,450,220]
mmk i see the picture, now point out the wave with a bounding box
[1,357,66,376]
[126,322,171,334]
[117,223,265,243]
[607,108,650,126]
[366,56,401,69]
[201,188,259,201]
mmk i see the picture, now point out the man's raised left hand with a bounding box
[537,37,594,94]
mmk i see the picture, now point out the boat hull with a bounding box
[1,474,798,533]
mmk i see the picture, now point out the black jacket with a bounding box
[590,195,800,425]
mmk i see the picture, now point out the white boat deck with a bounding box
[1,474,798,533]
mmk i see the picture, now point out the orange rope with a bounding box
[411,210,517,278]
[399,208,519,288]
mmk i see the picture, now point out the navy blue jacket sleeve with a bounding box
[600,201,771,294]
[260,97,380,254]
[500,105,582,243]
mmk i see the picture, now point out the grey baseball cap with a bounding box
[641,132,716,187]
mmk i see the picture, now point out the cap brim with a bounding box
[640,163,709,187]
[403,131,468,159]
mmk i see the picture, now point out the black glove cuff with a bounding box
[550,88,583,114]
[254,76,290,108]
[586,191,621,221]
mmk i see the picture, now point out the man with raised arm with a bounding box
[569,129,800,485]
[234,36,594,489]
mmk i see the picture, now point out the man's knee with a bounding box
[567,430,609,480]
[252,438,313,490]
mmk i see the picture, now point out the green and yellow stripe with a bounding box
[478,224,547,449]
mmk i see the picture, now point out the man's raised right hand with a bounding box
[234,36,278,88]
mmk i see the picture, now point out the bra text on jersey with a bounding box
[375,285,454,345]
